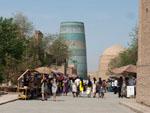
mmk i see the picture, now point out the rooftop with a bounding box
[102,45,125,56]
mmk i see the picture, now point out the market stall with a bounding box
[17,69,41,100]
[111,65,137,98]
[111,64,137,75]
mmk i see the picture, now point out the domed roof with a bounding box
[102,45,125,56]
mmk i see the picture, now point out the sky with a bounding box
[0,0,139,72]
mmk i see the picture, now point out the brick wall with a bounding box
[137,0,150,106]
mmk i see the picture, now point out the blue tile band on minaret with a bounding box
[60,21,87,78]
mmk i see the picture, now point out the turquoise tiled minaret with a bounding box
[60,21,87,78]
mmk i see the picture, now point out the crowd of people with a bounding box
[71,77,107,98]
[110,76,136,98]
[40,75,108,101]
[21,72,136,101]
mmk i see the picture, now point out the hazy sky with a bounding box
[0,0,138,72]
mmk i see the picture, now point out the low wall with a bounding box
[0,86,17,92]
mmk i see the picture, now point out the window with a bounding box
[146,8,148,13]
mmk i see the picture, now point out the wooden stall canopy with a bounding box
[17,66,65,81]
[111,64,137,75]
[34,67,52,74]
[17,69,39,81]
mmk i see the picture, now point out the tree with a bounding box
[13,12,33,38]
[0,17,25,83]
[18,37,41,69]
[41,34,57,65]
[109,27,138,70]
[0,15,69,84]
[49,37,69,65]
[19,34,59,69]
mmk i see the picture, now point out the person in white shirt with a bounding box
[71,79,77,97]
[114,79,118,94]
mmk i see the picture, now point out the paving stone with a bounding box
[0,93,136,113]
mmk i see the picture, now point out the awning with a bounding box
[17,69,29,81]
[17,69,39,81]
[34,67,52,74]
[111,64,137,75]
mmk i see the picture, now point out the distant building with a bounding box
[60,21,87,78]
[137,0,150,106]
[34,30,43,45]
[32,30,43,66]
[98,45,125,80]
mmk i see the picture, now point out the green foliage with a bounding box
[0,15,69,84]
[109,27,138,69]
[0,17,25,83]
[49,37,69,65]
[0,75,4,83]
[19,34,69,69]
[0,17,25,62]
[0,67,4,83]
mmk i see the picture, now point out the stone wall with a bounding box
[98,45,125,80]
[99,55,116,80]
[137,0,150,106]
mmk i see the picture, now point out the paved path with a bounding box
[0,93,18,105]
[120,98,150,113]
[0,93,135,113]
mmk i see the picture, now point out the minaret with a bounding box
[137,0,150,106]
[60,21,87,78]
